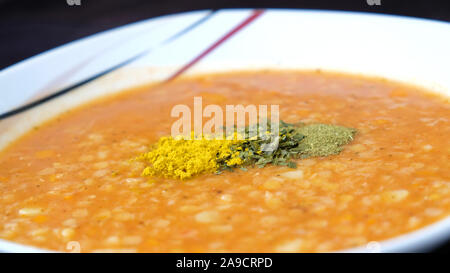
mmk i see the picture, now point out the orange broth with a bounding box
[0,70,449,252]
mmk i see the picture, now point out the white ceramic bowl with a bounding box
[0,9,449,253]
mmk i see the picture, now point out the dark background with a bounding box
[0,0,449,253]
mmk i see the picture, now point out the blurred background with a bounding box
[0,0,449,253]
[0,0,449,70]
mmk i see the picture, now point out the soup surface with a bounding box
[0,71,449,252]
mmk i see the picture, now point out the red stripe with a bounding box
[165,9,265,82]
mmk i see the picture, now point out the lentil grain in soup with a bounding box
[0,71,449,252]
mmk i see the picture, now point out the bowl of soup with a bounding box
[0,9,449,253]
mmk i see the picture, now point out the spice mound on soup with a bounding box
[0,70,448,253]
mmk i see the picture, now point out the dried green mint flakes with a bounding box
[219,121,356,171]
[296,123,357,158]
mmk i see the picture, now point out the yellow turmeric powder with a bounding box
[137,133,244,180]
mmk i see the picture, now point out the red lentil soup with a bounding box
[0,71,449,252]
